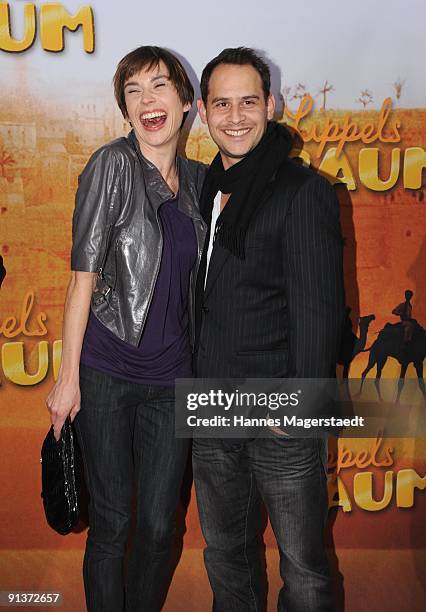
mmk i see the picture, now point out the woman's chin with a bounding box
[135,128,178,151]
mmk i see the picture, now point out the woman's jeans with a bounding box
[75,364,189,612]
[193,436,332,612]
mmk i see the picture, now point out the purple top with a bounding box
[80,197,197,386]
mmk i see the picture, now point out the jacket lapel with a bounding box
[177,159,204,222]
[203,177,276,299]
[128,130,173,209]
[203,241,232,299]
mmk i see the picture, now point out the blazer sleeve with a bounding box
[283,174,346,377]
[70,147,121,272]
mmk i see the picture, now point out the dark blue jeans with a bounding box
[192,436,332,612]
[75,364,190,612]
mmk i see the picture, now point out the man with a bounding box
[392,289,414,342]
[192,48,346,611]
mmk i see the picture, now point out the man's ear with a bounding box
[267,94,276,121]
[197,98,208,124]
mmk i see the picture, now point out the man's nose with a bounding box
[229,104,245,124]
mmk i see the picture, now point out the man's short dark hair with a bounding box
[200,47,271,104]
[113,46,194,120]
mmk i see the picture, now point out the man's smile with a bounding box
[223,128,251,137]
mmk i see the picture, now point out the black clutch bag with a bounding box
[41,417,80,535]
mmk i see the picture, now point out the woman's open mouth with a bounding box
[140,110,167,131]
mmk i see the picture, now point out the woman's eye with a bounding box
[155,82,166,88]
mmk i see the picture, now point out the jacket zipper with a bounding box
[136,210,164,345]
[113,239,120,291]
[98,223,113,281]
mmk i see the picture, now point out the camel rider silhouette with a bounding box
[392,289,414,342]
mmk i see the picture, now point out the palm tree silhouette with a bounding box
[281,85,292,108]
[317,80,334,110]
[356,89,373,109]
[392,78,405,106]
[292,83,310,102]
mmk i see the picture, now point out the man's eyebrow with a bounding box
[210,94,260,103]
[210,96,229,104]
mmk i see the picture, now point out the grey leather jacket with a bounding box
[71,130,207,346]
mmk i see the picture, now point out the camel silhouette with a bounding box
[361,321,426,401]
[0,255,5,288]
[338,313,376,377]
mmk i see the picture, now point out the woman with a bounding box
[46,46,206,612]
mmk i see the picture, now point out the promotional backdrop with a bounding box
[1,1,425,610]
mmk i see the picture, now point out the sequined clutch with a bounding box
[41,417,80,535]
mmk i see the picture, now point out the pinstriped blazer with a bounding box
[195,159,346,380]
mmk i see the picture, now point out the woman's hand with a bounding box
[47,376,81,441]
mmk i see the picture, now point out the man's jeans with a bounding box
[75,364,190,612]
[192,436,332,612]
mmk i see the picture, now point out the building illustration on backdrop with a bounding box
[0,76,425,376]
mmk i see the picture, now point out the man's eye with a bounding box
[216,102,228,108]
[243,100,255,105]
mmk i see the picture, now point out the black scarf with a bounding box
[200,121,293,260]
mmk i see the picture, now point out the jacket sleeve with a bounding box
[283,174,346,377]
[196,162,208,196]
[71,147,121,272]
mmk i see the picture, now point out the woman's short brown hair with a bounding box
[113,46,194,119]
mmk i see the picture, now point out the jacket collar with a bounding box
[177,157,204,222]
[127,130,202,221]
[127,130,172,206]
